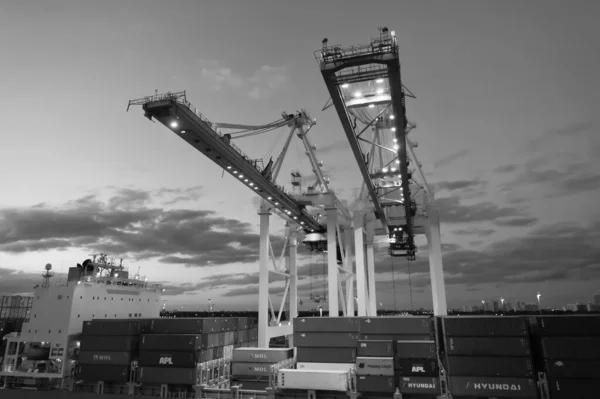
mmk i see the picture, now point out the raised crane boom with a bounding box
[127,91,324,233]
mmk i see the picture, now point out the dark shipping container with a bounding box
[357,340,394,357]
[541,337,600,359]
[293,317,359,333]
[446,337,530,357]
[449,376,537,398]
[294,332,359,348]
[231,380,269,390]
[356,357,394,376]
[396,358,439,377]
[78,351,132,366]
[359,316,433,335]
[138,367,197,385]
[396,341,437,359]
[82,319,145,336]
[536,315,600,337]
[80,336,138,352]
[231,362,273,377]
[356,375,395,393]
[442,316,528,337]
[359,333,433,341]
[544,359,600,379]
[232,348,293,363]
[398,376,439,395]
[548,378,596,399]
[140,333,219,351]
[138,351,198,368]
[446,356,534,378]
[296,347,356,363]
[78,364,130,382]
[150,318,206,334]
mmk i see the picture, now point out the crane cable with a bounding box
[407,258,414,310]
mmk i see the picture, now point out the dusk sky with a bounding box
[1,0,599,311]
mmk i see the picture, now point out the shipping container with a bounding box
[138,366,197,385]
[449,376,537,398]
[541,337,600,359]
[359,316,433,335]
[78,351,132,366]
[82,319,146,336]
[544,359,600,379]
[140,333,219,351]
[442,316,528,337]
[396,359,439,377]
[232,348,293,363]
[230,380,269,390]
[357,340,393,357]
[398,376,439,395]
[355,357,394,376]
[296,362,355,372]
[232,362,273,377]
[359,333,433,341]
[277,369,349,391]
[236,317,250,330]
[293,317,359,333]
[446,356,534,378]
[548,378,596,399]
[294,332,358,348]
[356,375,395,393]
[80,336,138,352]
[446,337,530,357]
[78,364,130,382]
[296,347,356,363]
[150,318,206,334]
[536,315,600,337]
[396,341,437,359]
[138,351,198,368]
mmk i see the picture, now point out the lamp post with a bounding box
[481,300,486,313]
[500,297,505,314]
[536,292,541,315]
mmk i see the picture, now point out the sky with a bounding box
[0,0,599,311]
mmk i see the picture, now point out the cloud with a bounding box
[315,140,350,155]
[527,122,594,151]
[494,216,538,227]
[433,179,485,192]
[199,60,289,100]
[0,188,281,267]
[494,164,519,174]
[452,228,496,237]
[437,195,528,224]
[0,268,65,295]
[434,149,469,168]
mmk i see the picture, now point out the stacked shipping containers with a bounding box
[77,319,145,383]
[231,347,293,390]
[442,316,538,398]
[534,316,600,399]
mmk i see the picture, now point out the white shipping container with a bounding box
[277,369,349,391]
[297,362,355,372]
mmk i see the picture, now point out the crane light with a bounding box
[376,79,384,84]
[267,197,272,200]
[170,121,178,128]
[249,183,254,186]
[393,144,399,151]
[180,130,186,134]
[376,88,384,95]
[341,83,349,89]
[368,104,375,108]
[390,115,395,120]
[354,91,362,98]
[238,174,243,178]
[391,127,397,132]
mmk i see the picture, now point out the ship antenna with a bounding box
[42,263,54,288]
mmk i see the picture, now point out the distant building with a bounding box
[593,293,600,306]
[492,300,499,312]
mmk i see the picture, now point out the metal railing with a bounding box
[314,35,398,65]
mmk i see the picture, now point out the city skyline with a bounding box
[1,0,600,310]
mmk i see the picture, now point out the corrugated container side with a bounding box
[80,336,138,352]
[359,333,434,341]
[231,362,273,377]
[78,365,130,382]
[230,380,269,390]
[356,375,395,393]
[293,317,359,333]
[449,376,537,398]
[84,319,146,336]
[396,341,437,359]
[396,359,439,377]
[442,316,528,337]
[541,337,600,359]
[138,367,196,385]
[296,347,356,363]
[294,332,359,348]
[548,378,596,399]
[544,359,600,379]
[359,316,433,335]
[78,351,132,366]
[150,318,204,334]
[232,348,293,363]
[140,334,218,351]
[446,356,534,378]
[138,351,197,368]
[277,369,349,391]
[537,316,600,337]
[398,376,439,395]
[296,362,354,372]
[355,357,394,376]
[357,340,394,357]
[446,337,531,357]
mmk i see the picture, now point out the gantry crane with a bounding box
[128,91,356,346]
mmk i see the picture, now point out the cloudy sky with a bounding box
[1,0,599,311]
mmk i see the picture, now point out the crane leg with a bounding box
[366,217,377,316]
[288,225,298,347]
[327,206,339,317]
[426,203,448,316]
[353,211,368,316]
[258,206,271,347]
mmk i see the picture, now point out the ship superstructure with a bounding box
[1,254,162,388]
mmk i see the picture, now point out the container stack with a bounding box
[77,319,144,384]
[234,317,258,348]
[355,339,395,394]
[231,347,293,390]
[442,316,538,398]
[293,317,359,371]
[535,316,600,399]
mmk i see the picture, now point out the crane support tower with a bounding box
[315,28,448,316]
[128,92,357,346]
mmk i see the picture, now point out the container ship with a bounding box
[1,255,598,398]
